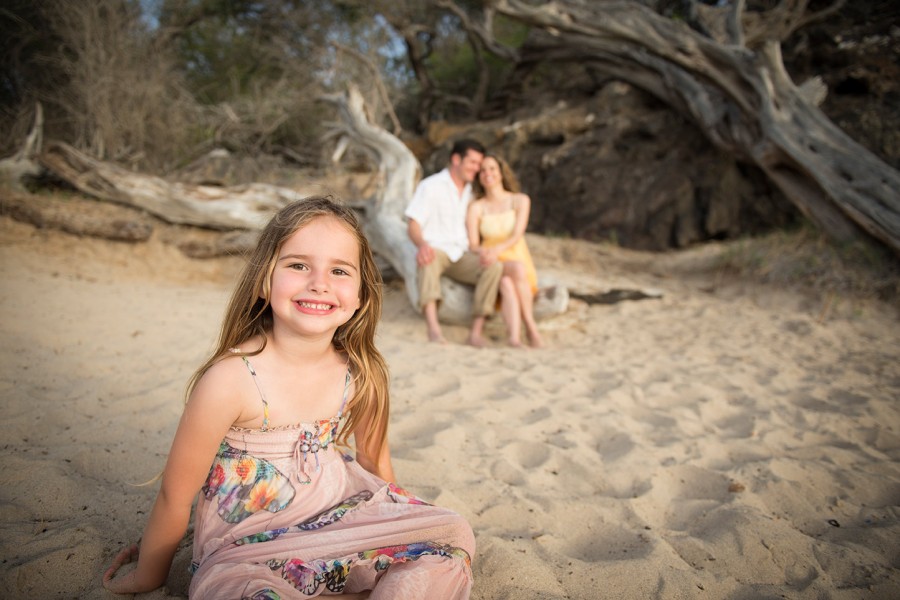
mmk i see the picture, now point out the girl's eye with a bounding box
[289,263,308,271]
[332,268,349,276]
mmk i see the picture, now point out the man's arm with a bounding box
[407,218,435,266]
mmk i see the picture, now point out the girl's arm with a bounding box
[491,193,532,255]
[103,362,244,594]
[353,401,396,483]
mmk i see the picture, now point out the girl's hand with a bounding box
[103,543,151,594]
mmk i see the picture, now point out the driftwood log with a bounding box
[38,141,303,229]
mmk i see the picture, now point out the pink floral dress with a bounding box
[189,357,474,599]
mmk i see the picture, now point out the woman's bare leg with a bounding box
[499,276,522,346]
[518,280,543,348]
[504,261,543,348]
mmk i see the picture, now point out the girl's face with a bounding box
[478,157,502,190]
[268,216,362,340]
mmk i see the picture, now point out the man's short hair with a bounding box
[450,139,486,161]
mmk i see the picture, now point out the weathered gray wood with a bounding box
[0,104,44,191]
[485,0,900,255]
[38,141,303,229]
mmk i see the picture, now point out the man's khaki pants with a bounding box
[417,250,504,317]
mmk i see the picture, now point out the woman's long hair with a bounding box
[185,196,390,458]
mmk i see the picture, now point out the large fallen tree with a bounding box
[441,0,899,254]
[4,94,570,324]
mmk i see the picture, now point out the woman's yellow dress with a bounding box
[478,209,538,294]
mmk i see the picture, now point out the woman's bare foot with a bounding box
[527,330,544,348]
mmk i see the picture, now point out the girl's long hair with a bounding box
[185,196,390,459]
[472,153,521,198]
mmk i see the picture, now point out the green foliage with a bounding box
[424,11,528,116]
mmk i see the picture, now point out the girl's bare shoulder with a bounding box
[192,352,255,403]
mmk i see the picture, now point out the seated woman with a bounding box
[466,154,544,348]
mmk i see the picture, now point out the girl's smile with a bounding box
[294,300,336,312]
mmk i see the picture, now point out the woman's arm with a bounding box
[465,201,483,252]
[103,361,245,593]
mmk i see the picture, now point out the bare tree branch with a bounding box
[331,41,403,135]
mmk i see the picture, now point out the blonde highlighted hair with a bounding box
[185,196,390,459]
[472,153,521,198]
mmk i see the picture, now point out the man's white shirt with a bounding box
[404,168,472,262]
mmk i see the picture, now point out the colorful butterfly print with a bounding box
[233,526,290,546]
[242,589,282,600]
[386,482,430,505]
[297,490,374,531]
[203,442,295,524]
[359,541,472,571]
[266,558,321,595]
[266,557,352,595]
[324,559,351,592]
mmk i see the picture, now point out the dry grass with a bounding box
[712,225,900,303]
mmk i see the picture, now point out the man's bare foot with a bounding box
[508,338,525,348]
[467,334,488,348]
[428,330,448,344]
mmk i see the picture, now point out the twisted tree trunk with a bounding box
[484,0,900,254]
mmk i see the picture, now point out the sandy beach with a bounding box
[1,212,899,599]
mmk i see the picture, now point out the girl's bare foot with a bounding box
[528,331,544,348]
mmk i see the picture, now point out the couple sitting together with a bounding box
[406,139,543,348]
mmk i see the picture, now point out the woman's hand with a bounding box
[479,247,498,267]
[102,543,155,594]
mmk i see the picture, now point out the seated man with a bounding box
[405,139,503,346]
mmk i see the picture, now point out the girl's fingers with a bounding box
[103,544,139,583]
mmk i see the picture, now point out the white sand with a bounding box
[1,215,899,599]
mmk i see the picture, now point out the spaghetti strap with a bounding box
[238,355,270,431]
[233,348,350,429]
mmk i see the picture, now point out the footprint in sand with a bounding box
[520,405,551,425]
[490,458,526,486]
[559,523,654,562]
[641,465,737,531]
[504,440,551,470]
[594,430,636,462]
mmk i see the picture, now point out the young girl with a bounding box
[103,197,474,598]
[467,155,544,348]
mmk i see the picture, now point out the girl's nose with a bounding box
[308,270,328,292]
